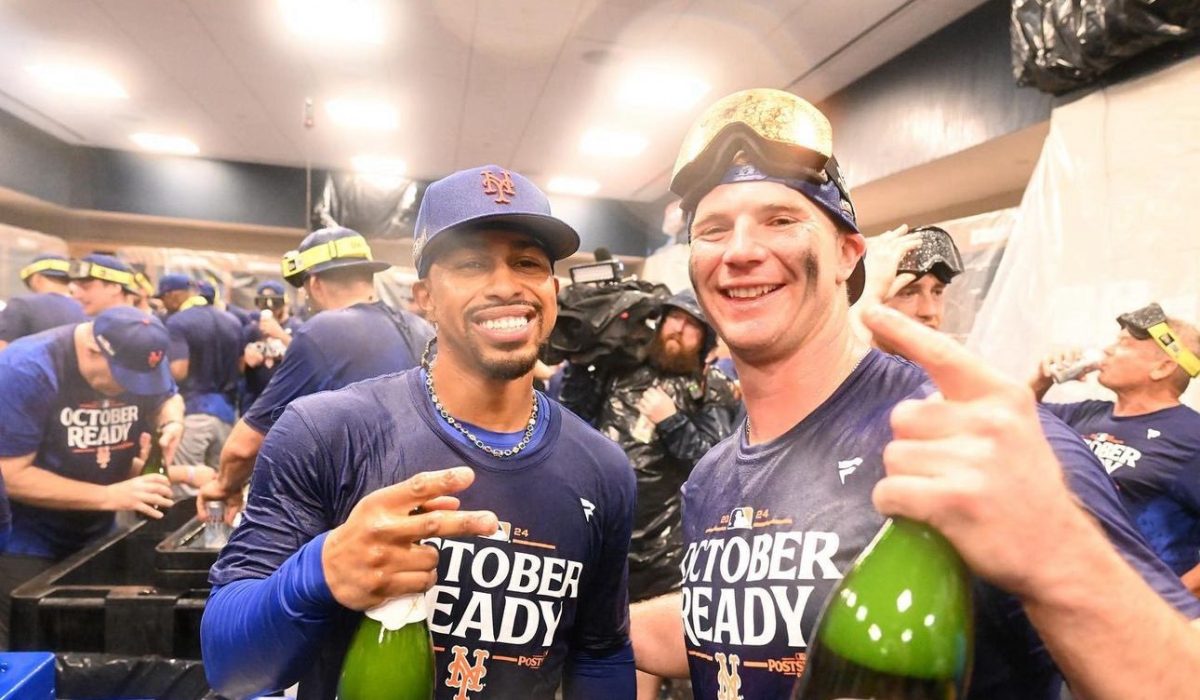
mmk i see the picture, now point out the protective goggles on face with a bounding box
[1117,303,1200,377]
[68,260,137,291]
[669,88,853,219]
[255,295,286,310]
[20,258,70,282]
[897,226,964,284]
[281,235,375,285]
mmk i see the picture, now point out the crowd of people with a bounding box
[0,87,1198,700]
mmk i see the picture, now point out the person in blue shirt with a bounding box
[202,166,637,700]
[631,88,1200,700]
[1032,303,1200,595]
[197,227,432,520]
[67,254,139,316]
[155,274,244,469]
[240,280,303,410]
[0,254,85,351]
[0,306,186,648]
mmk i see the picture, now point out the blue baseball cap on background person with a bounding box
[196,279,217,303]
[91,306,173,396]
[412,165,580,278]
[257,280,286,296]
[281,227,390,287]
[155,273,192,297]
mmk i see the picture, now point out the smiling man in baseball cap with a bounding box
[203,166,636,700]
[0,306,186,647]
[68,253,139,316]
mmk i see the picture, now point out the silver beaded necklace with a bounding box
[421,339,539,459]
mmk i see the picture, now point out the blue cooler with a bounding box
[0,651,54,700]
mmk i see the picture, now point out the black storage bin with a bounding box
[10,502,216,659]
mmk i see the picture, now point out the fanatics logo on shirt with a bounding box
[580,498,595,522]
[1147,428,1161,439]
[837,457,862,484]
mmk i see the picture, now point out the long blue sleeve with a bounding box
[201,531,339,700]
[563,641,636,700]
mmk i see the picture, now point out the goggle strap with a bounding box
[281,235,373,278]
[71,262,136,288]
[20,259,70,280]
[1147,321,1200,377]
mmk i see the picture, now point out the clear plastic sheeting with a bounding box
[1011,0,1200,94]
[968,57,1200,406]
[936,208,1017,343]
[117,246,291,312]
[0,223,69,300]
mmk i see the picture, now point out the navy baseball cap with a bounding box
[92,306,173,396]
[155,273,192,297]
[281,227,390,287]
[20,254,71,283]
[412,165,580,278]
[257,280,286,296]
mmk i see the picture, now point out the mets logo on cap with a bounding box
[480,169,515,204]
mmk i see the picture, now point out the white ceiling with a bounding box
[0,0,989,201]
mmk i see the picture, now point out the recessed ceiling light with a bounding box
[547,176,600,197]
[278,0,384,44]
[129,133,199,155]
[325,98,398,131]
[580,128,648,158]
[26,64,127,99]
[618,67,709,110]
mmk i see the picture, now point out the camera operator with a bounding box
[560,288,738,700]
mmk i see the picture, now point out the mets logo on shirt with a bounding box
[445,646,489,700]
[714,652,743,700]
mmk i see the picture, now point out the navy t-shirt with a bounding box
[0,327,173,559]
[242,302,430,434]
[1045,400,1200,576]
[0,293,85,342]
[209,368,636,698]
[241,315,304,410]
[165,305,243,424]
[681,350,1200,700]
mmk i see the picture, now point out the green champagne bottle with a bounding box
[338,594,436,700]
[141,429,166,476]
[791,517,974,700]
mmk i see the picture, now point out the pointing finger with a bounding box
[862,305,1015,402]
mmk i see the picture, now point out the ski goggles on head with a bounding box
[68,260,137,291]
[20,258,70,282]
[281,234,375,285]
[898,226,964,284]
[255,295,286,310]
[1117,303,1200,377]
[669,88,855,228]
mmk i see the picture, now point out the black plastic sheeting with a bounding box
[311,172,427,239]
[56,654,219,700]
[1011,0,1200,93]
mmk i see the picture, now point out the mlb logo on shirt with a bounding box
[482,521,512,542]
[728,507,753,530]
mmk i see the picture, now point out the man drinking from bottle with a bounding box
[201,166,637,699]
[630,88,1200,700]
